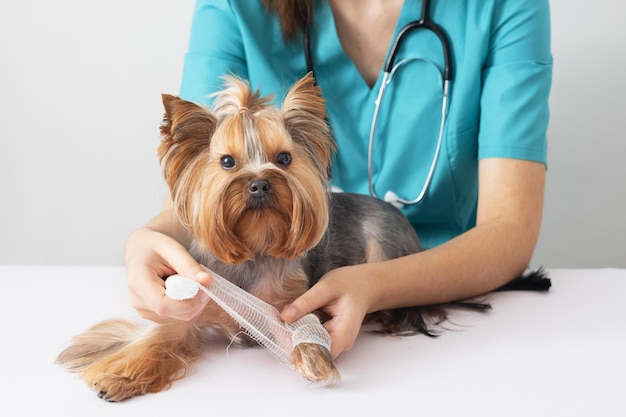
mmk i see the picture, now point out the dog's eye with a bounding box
[220,155,236,169]
[276,152,291,167]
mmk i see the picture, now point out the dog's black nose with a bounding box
[248,179,271,197]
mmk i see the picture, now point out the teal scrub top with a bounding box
[179,0,553,249]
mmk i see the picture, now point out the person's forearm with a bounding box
[142,196,193,248]
[364,159,545,312]
[363,218,539,313]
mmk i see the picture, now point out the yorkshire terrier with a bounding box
[56,73,549,401]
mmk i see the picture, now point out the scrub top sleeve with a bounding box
[478,0,553,164]
[180,0,248,105]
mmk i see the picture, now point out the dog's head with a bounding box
[158,73,335,264]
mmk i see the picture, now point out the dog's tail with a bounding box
[366,267,551,337]
[493,267,552,292]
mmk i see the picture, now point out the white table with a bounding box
[1,266,624,416]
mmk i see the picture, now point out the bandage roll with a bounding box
[164,271,331,365]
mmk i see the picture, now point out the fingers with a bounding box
[280,270,367,359]
[159,238,213,287]
[280,285,352,359]
[324,310,364,358]
[125,228,212,323]
[317,293,364,358]
[128,266,209,323]
[281,282,333,323]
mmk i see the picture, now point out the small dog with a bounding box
[56,73,549,401]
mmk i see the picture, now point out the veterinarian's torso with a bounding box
[180,0,552,249]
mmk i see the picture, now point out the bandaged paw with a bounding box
[164,271,332,366]
[287,314,331,351]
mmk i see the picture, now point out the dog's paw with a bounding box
[92,375,139,402]
[292,342,340,385]
[89,369,174,402]
[82,357,177,402]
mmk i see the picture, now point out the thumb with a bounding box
[281,283,331,323]
[166,244,213,288]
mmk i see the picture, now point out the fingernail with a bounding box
[282,305,298,321]
[195,270,212,285]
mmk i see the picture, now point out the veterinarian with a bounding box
[125,0,552,359]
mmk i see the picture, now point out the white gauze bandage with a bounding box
[164,271,331,365]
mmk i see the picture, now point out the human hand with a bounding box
[124,227,212,322]
[281,265,378,359]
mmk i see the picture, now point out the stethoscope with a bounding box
[304,0,453,207]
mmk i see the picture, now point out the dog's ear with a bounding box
[281,73,336,176]
[158,95,217,189]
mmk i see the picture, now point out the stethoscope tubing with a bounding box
[385,0,452,81]
[304,0,453,207]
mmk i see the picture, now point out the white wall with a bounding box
[1,0,624,267]
[0,0,192,265]
[533,0,626,267]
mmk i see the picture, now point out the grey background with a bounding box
[1,0,624,267]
